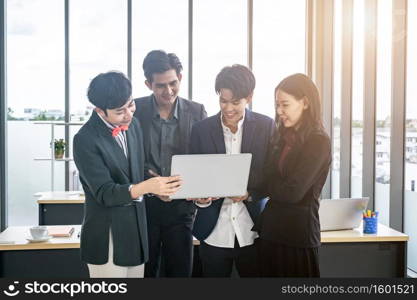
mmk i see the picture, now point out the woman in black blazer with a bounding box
[253,73,331,277]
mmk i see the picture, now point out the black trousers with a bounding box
[145,221,194,277]
[199,238,260,277]
[144,196,195,277]
[258,238,320,277]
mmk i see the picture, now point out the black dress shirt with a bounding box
[148,96,180,176]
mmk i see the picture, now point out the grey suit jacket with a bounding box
[73,111,148,266]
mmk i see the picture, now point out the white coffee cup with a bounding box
[30,226,48,239]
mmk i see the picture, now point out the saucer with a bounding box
[26,235,52,243]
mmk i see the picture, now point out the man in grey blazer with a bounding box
[73,71,182,278]
[134,50,207,277]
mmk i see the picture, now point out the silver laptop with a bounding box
[169,153,252,200]
[319,197,369,231]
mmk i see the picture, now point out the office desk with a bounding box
[0,225,88,277]
[319,224,409,277]
[35,191,85,225]
[1,224,408,278]
[191,224,408,278]
[0,225,200,278]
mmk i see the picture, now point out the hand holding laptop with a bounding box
[144,169,182,199]
[148,169,182,202]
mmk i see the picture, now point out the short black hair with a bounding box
[142,50,183,83]
[87,71,132,111]
[215,64,256,100]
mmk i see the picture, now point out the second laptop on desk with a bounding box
[319,197,370,231]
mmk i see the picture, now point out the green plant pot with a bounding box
[55,150,64,159]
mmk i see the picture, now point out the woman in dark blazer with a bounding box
[253,73,331,277]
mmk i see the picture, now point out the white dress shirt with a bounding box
[204,112,258,248]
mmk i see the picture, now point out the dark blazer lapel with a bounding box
[137,97,153,159]
[90,112,130,179]
[241,109,256,154]
[178,98,192,154]
[210,113,226,154]
[126,126,139,183]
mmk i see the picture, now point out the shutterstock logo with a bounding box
[3,281,20,297]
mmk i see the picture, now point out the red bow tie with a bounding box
[111,125,128,137]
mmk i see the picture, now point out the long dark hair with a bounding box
[273,73,324,145]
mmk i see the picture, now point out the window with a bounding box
[405,0,417,274]
[131,0,188,99]
[6,0,65,225]
[70,0,127,121]
[351,0,365,198]
[193,0,247,117]
[331,0,342,198]
[374,0,392,226]
[252,0,306,119]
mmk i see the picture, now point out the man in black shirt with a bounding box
[134,50,207,277]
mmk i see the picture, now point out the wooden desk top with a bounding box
[0,225,82,251]
[35,191,85,204]
[0,225,200,250]
[321,223,409,243]
[0,223,408,251]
